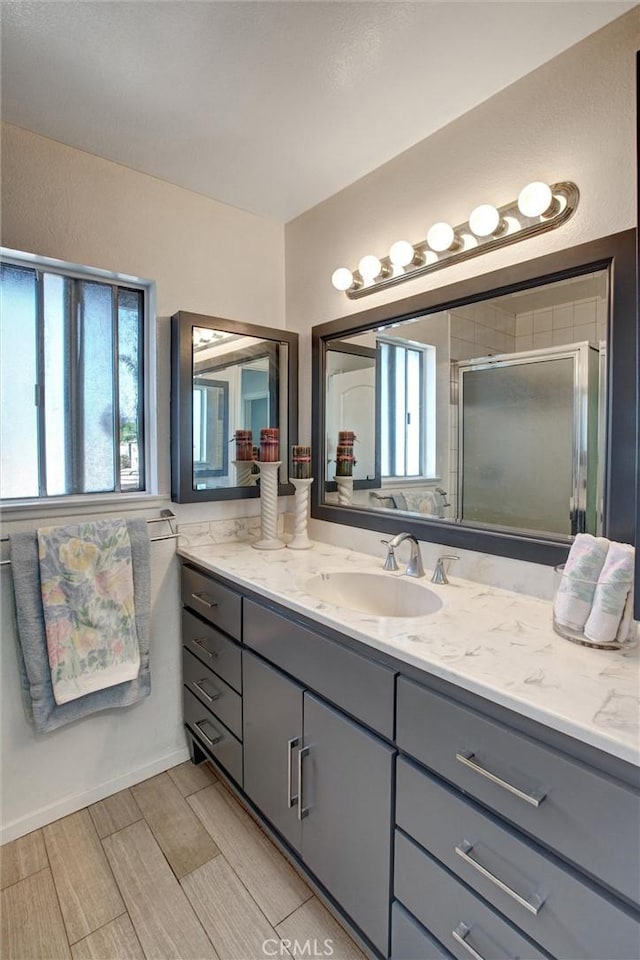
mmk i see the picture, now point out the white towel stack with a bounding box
[554,534,637,645]
[554,534,610,633]
[584,542,636,645]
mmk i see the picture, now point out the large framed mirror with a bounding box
[312,231,636,565]
[171,312,298,503]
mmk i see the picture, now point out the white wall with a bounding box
[285,10,638,444]
[0,123,286,841]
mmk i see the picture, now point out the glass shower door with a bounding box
[459,353,578,536]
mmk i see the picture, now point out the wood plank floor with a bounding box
[1,760,366,960]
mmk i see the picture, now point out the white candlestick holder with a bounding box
[287,477,314,550]
[335,475,354,506]
[253,461,285,550]
[233,459,256,487]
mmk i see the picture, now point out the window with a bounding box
[379,337,435,479]
[0,256,147,500]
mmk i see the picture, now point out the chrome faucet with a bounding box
[380,533,425,578]
[431,554,459,584]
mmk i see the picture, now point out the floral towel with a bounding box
[37,519,141,705]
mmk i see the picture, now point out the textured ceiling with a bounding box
[1,1,635,221]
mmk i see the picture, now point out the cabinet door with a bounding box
[242,650,304,851]
[301,692,394,956]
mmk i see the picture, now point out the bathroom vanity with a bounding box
[178,541,640,960]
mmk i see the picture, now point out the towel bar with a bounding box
[0,509,179,567]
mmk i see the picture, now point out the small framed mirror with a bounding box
[312,231,636,565]
[171,312,298,503]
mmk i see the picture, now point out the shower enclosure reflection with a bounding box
[322,269,607,539]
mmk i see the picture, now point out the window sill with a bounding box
[0,492,171,523]
[381,477,442,488]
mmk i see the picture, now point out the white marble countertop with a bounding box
[178,539,640,767]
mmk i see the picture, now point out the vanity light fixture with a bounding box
[331,180,579,299]
[331,266,356,291]
[389,240,420,268]
[192,327,237,349]
[358,254,389,284]
[517,181,559,219]
[468,203,504,238]
[426,221,461,253]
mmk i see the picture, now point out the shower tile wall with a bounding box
[449,302,516,361]
[515,297,607,351]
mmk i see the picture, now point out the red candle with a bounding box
[291,445,312,479]
[260,427,279,462]
[234,429,253,461]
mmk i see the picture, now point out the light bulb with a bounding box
[517,181,555,218]
[331,267,354,291]
[426,221,458,253]
[389,240,416,268]
[469,204,501,238]
[358,255,383,281]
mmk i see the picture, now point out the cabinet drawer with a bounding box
[183,609,242,692]
[395,831,547,960]
[183,648,242,740]
[244,599,395,738]
[397,757,640,960]
[184,687,243,786]
[396,676,640,905]
[182,566,242,640]
[391,902,452,959]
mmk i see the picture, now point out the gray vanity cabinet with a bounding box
[243,649,394,956]
[242,649,304,851]
[301,692,395,957]
[181,561,640,960]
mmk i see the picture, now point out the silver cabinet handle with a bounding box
[287,737,299,808]
[455,840,545,915]
[192,637,217,659]
[195,718,223,748]
[451,923,488,960]
[192,679,221,703]
[456,750,546,807]
[297,745,310,821]
[191,591,218,609]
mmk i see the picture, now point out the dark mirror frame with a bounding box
[635,50,639,618]
[171,311,299,503]
[312,230,637,566]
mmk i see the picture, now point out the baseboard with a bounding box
[1,746,191,844]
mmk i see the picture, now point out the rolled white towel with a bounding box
[584,542,635,645]
[615,589,638,645]
[553,533,610,632]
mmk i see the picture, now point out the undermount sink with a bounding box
[305,571,443,619]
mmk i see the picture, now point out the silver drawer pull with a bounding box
[192,679,221,703]
[192,637,217,659]
[455,840,545,915]
[298,745,310,821]
[456,750,546,807]
[452,923,489,960]
[191,591,218,609]
[195,719,223,747]
[287,737,299,808]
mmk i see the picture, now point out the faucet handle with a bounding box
[431,554,459,584]
[380,539,399,572]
